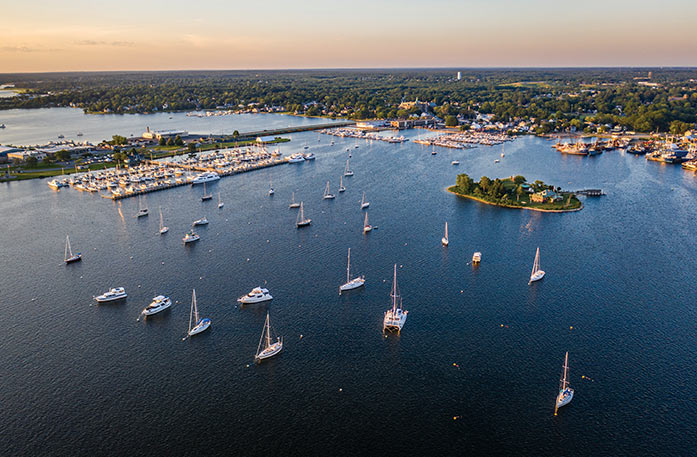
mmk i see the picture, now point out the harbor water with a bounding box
[1,121,696,456]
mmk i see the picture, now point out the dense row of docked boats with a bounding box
[322,127,407,143]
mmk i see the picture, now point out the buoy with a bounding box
[161,261,164,265]
[267,240,270,243]
[500,324,504,327]
[339,388,342,392]
[569,326,574,330]
[138,284,141,288]
[299,334,303,339]
[460,290,463,294]
[246,258,250,261]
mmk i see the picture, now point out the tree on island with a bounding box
[445,115,458,127]
[158,137,166,146]
[111,135,128,145]
[174,135,183,146]
[55,149,71,162]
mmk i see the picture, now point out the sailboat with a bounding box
[137,195,149,217]
[361,191,370,209]
[159,207,168,234]
[184,289,211,338]
[338,175,346,193]
[201,182,212,201]
[217,191,224,209]
[268,176,274,196]
[344,158,354,176]
[323,181,335,200]
[529,247,545,284]
[289,192,300,208]
[255,311,283,362]
[363,211,372,233]
[339,248,365,294]
[554,352,574,415]
[441,222,449,246]
[383,264,408,332]
[296,201,311,227]
[64,235,82,263]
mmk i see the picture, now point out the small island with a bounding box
[447,173,583,212]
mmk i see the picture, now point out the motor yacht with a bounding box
[193,217,208,226]
[95,287,127,303]
[238,287,273,304]
[191,172,220,184]
[141,295,172,316]
[288,153,305,163]
[183,230,200,243]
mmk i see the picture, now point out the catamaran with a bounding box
[289,192,300,208]
[338,175,346,193]
[296,202,311,227]
[383,264,408,332]
[339,248,365,294]
[217,192,224,209]
[361,191,370,209]
[201,182,212,201]
[442,222,449,246]
[255,311,283,362]
[95,287,127,303]
[159,207,168,234]
[323,181,335,200]
[137,195,149,217]
[529,247,545,284]
[363,211,372,233]
[64,235,82,264]
[344,158,354,176]
[554,351,574,415]
[185,289,211,338]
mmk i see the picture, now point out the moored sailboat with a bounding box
[361,191,369,209]
[363,211,372,233]
[255,312,283,362]
[289,192,300,208]
[137,195,149,217]
[201,182,212,201]
[64,235,82,264]
[442,221,449,246]
[217,191,224,209]
[184,289,211,338]
[554,351,574,415]
[529,247,545,284]
[339,248,365,294]
[344,158,354,176]
[338,175,346,193]
[323,181,335,200]
[159,207,168,234]
[296,201,311,227]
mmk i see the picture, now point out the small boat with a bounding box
[217,192,224,209]
[185,289,211,337]
[339,248,365,294]
[529,247,545,284]
[141,295,172,316]
[95,287,127,303]
[268,176,274,196]
[554,352,574,415]
[338,175,346,193]
[159,207,168,234]
[303,143,309,150]
[472,252,482,264]
[323,181,335,200]
[58,134,65,139]
[451,160,459,165]
[183,230,200,243]
[494,159,500,163]
[344,159,354,177]
[193,217,208,226]
[296,202,311,227]
[64,235,82,264]
[363,211,372,233]
[201,182,212,201]
[441,222,449,246]
[0,124,5,129]
[289,192,300,208]
[431,149,437,155]
[238,287,273,304]
[383,264,407,332]
[77,132,84,137]
[303,153,315,160]
[255,311,283,362]
[288,153,305,163]
[137,195,149,217]
[354,144,359,149]
[361,191,370,209]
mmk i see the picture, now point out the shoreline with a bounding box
[446,187,584,213]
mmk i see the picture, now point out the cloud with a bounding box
[0,45,63,53]
[75,40,135,47]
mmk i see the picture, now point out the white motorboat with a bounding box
[296,202,311,227]
[472,251,482,263]
[303,153,315,160]
[344,158,354,176]
[64,235,82,264]
[363,211,372,233]
[238,287,273,304]
[255,312,283,362]
[339,248,365,294]
[191,172,220,184]
[183,230,200,243]
[185,289,211,337]
[193,217,208,226]
[338,175,346,193]
[529,247,545,284]
[288,153,305,163]
[383,264,408,332]
[555,351,574,415]
[95,287,127,303]
[361,191,369,209]
[142,295,172,316]
[289,192,300,208]
[441,221,449,246]
[217,192,224,209]
[494,159,500,163]
[323,181,335,200]
[159,207,168,234]
[451,160,460,165]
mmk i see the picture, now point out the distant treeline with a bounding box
[1,68,696,133]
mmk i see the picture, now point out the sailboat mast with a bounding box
[445,222,448,239]
[265,313,271,348]
[346,248,351,282]
[560,351,569,390]
[65,235,70,259]
[193,289,199,323]
[391,264,398,312]
[189,289,195,332]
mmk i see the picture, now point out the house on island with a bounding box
[531,189,562,203]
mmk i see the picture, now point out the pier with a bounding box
[569,189,604,196]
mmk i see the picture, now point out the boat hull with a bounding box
[340,277,365,293]
[143,300,172,316]
[65,255,82,264]
[256,341,283,361]
[95,293,127,303]
[383,310,408,332]
[529,270,545,284]
[556,388,574,409]
[188,318,211,336]
[238,295,273,304]
[442,238,448,246]
[296,220,311,227]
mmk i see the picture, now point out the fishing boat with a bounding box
[201,182,212,201]
[183,229,200,243]
[159,207,168,234]
[141,295,172,316]
[238,287,273,304]
[193,217,208,226]
[94,287,127,303]
[472,251,482,264]
[338,175,346,193]
[296,202,311,227]
[363,211,372,233]
[529,247,545,284]
[441,222,449,246]
[64,235,82,264]
[255,312,283,362]
[185,289,211,337]
[217,192,224,209]
[361,191,370,209]
[137,195,149,217]
[554,352,574,415]
[289,192,300,208]
[323,181,335,200]
[344,159,354,177]
[383,264,408,332]
[339,248,365,294]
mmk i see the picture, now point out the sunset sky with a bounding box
[1,0,696,72]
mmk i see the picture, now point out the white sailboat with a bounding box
[323,181,335,199]
[442,222,449,246]
[554,351,574,415]
[529,247,545,284]
[255,312,283,362]
[137,195,149,217]
[289,192,300,208]
[64,235,82,263]
[383,264,408,332]
[201,182,212,201]
[268,176,274,195]
[363,211,372,233]
[361,191,370,209]
[338,175,346,192]
[344,158,354,176]
[296,201,311,227]
[185,289,211,338]
[217,191,224,209]
[159,207,168,234]
[339,248,365,294]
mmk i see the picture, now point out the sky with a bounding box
[1,0,696,72]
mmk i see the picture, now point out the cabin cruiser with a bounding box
[95,287,127,303]
[288,153,305,163]
[451,160,460,165]
[183,230,200,243]
[238,287,273,304]
[142,295,172,316]
[303,153,315,160]
[193,217,208,226]
[472,252,482,263]
[191,172,220,184]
